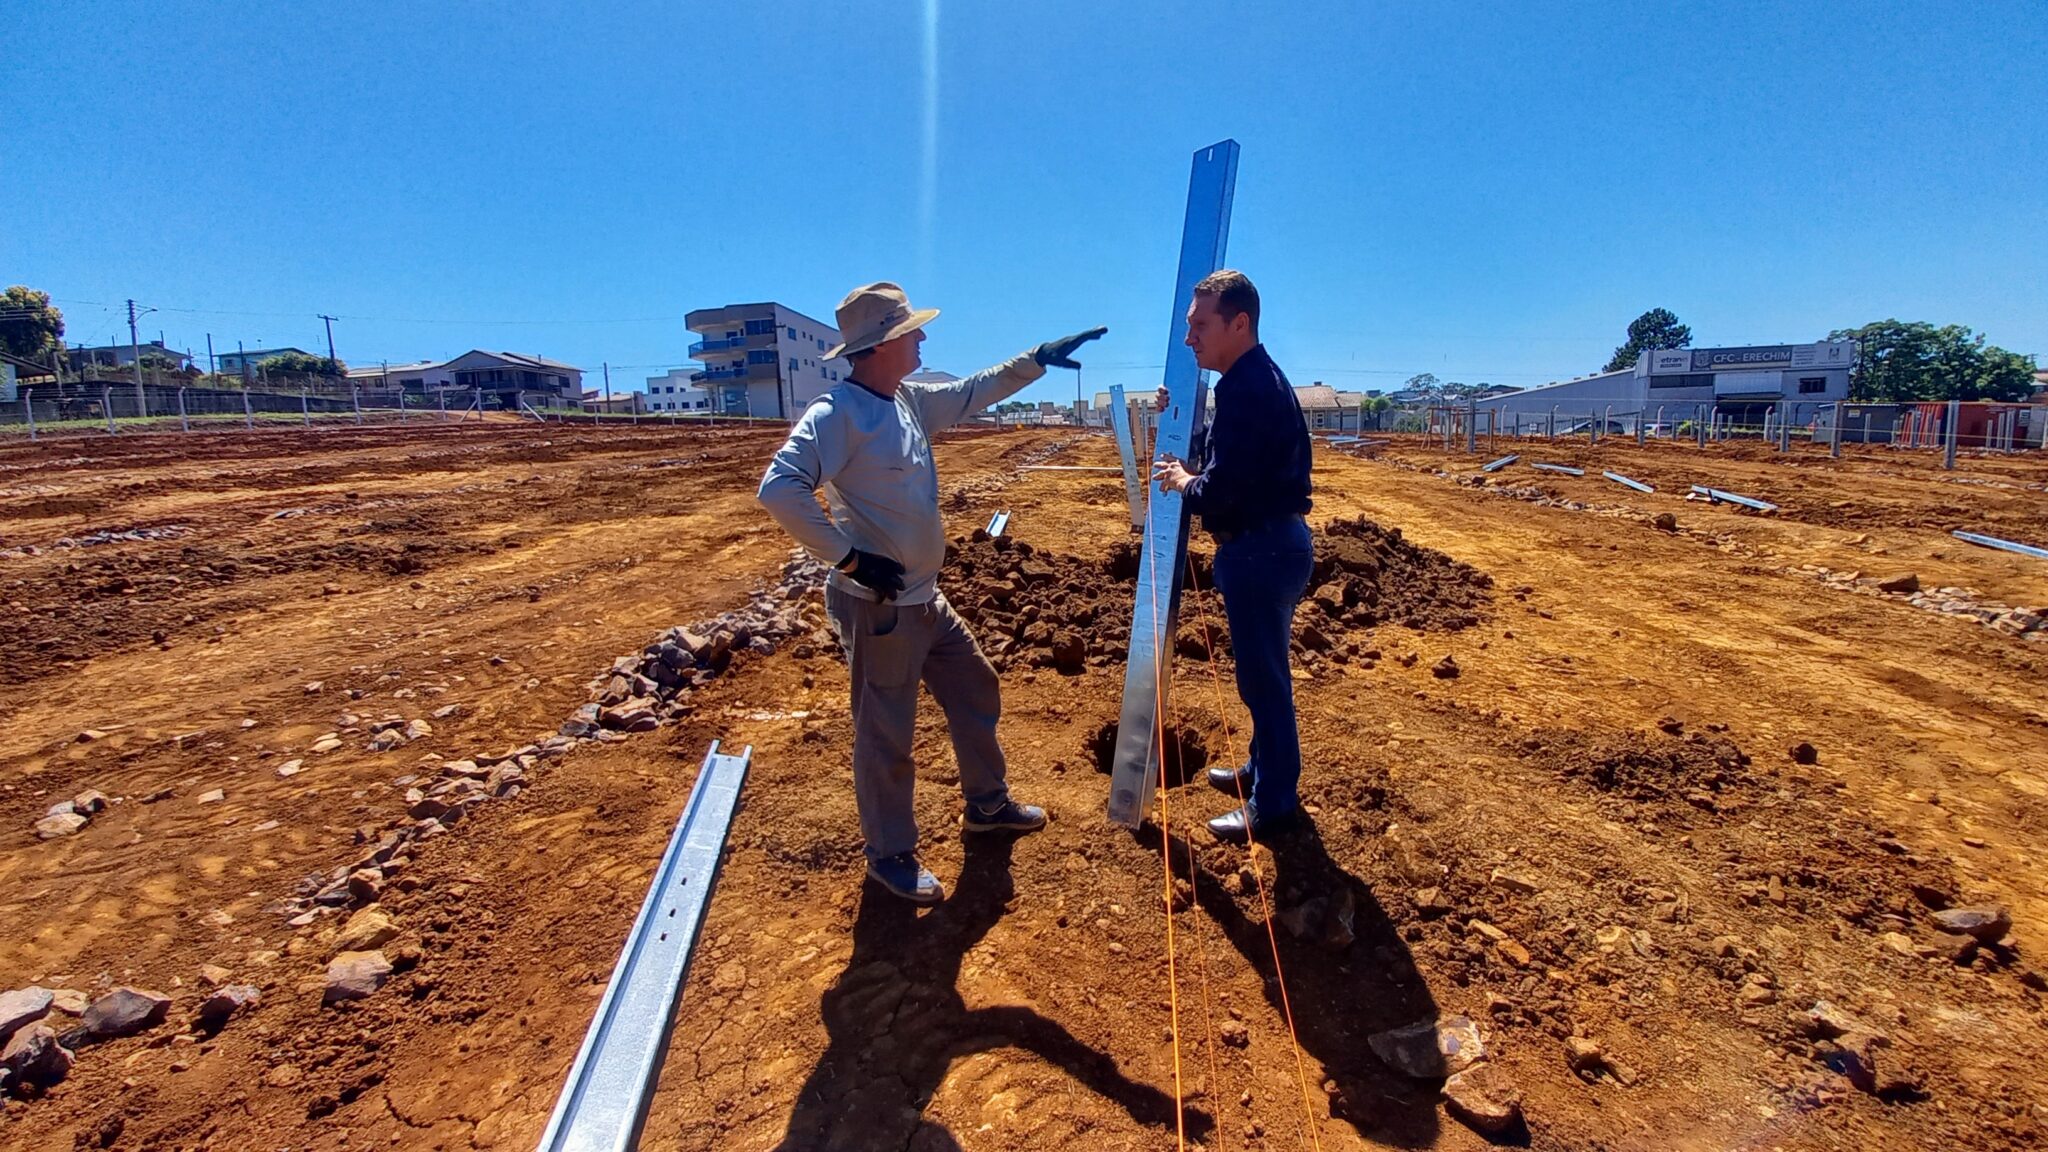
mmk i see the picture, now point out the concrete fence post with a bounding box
[178,387,189,433]
[438,390,447,421]
[104,386,116,435]
[1549,406,1557,442]
[353,387,364,425]
[302,390,311,426]
[399,390,408,423]
[23,388,35,441]
[1830,404,1842,459]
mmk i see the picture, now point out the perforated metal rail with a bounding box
[535,741,752,1152]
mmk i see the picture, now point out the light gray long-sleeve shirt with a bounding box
[757,353,1046,605]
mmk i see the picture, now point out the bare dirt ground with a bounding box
[2,422,2045,1151]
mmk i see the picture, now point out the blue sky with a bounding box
[6,1,2044,401]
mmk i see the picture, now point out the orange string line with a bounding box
[1184,550,1326,1152]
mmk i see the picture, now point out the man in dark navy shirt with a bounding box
[1153,270,1315,844]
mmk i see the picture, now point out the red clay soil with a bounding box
[2,424,2046,1151]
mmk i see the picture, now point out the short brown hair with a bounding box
[1194,269,1259,335]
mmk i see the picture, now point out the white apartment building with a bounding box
[642,368,713,413]
[684,302,842,419]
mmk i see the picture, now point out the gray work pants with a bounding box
[825,585,1009,861]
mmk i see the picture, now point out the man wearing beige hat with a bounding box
[758,281,1105,903]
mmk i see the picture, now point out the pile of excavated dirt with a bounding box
[943,515,1494,675]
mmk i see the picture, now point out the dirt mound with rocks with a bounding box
[943,516,1492,674]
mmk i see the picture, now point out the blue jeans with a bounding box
[1211,515,1313,821]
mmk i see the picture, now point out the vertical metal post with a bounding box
[1107,384,1145,532]
[1549,406,1557,441]
[1656,405,1665,439]
[1830,404,1842,459]
[1466,396,1477,453]
[1944,398,1959,470]
[1697,405,1707,447]
[1107,137,1237,830]
[178,387,189,433]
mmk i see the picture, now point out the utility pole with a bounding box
[126,299,145,422]
[206,333,216,380]
[237,340,247,388]
[602,362,612,415]
[318,314,339,366]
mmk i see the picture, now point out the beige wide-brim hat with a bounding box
[822,281,939,360]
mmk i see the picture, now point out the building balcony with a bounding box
[690,362,778,384]
[687,331,776,359]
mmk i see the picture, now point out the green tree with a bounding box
[1604,307,1692,372]
[1402,372,1439,396]
[1828,320,2038,402]
[257,350,345,377]
[0,286,66,361]
[1362,395,1395,430]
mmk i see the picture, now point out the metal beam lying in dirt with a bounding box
[1689,484,1779,513]
[1531,462,1585,477]
[986,510,1011,537]
[1018,465,1124,472]
[1952,530,2048,561]
[1108,384,1145,531]
[1481,453,1520,473]
[536,740,752,1152]
[1107,138,1238,829]
[1603,470,1654,493]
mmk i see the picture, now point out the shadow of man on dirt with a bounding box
[1148,814,1455,1148]
[775,834,1209,1151]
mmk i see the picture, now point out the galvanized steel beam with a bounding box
[1108,384,1145,532]
[1107,139,1238,829]
[536,741,753,1152]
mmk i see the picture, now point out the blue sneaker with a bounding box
[963,798,1047,834]
[866,853,945,904]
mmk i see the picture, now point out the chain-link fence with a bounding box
[1415,397,2046,462]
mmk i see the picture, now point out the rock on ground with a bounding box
[0,987,54,1045]
[1369,1015,1485,1078]
[195,985,261,1032]
[334,908,400,953]
[0,1024,74,1091]
[1442,1063,1524,1136]
[325,951,393,1005]
[34,812,88,839]
[81,987,171,1040]
[1932,905,2011,944]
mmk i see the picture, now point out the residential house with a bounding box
[215,347,309,378]
[440,350,584,410]
[66,340,195,373]
[344,360,456,392]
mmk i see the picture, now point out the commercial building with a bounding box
[643,368,713,413]
[683,303,842,419]
[1478,341,1858,434]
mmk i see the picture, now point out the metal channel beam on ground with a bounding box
[536,741,753,1152]
[1107,138,1238,829]
[1108,384,1145,531]
[986,510,1011,537]
[1952,530,2048,561]
[1603,471,1654,494]
[1481,453,1519,473]
[1531,463,1584,477]
[1689,484,1779,513]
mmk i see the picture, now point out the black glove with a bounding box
[839,548,906,601]
[1033,326,1108,370]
